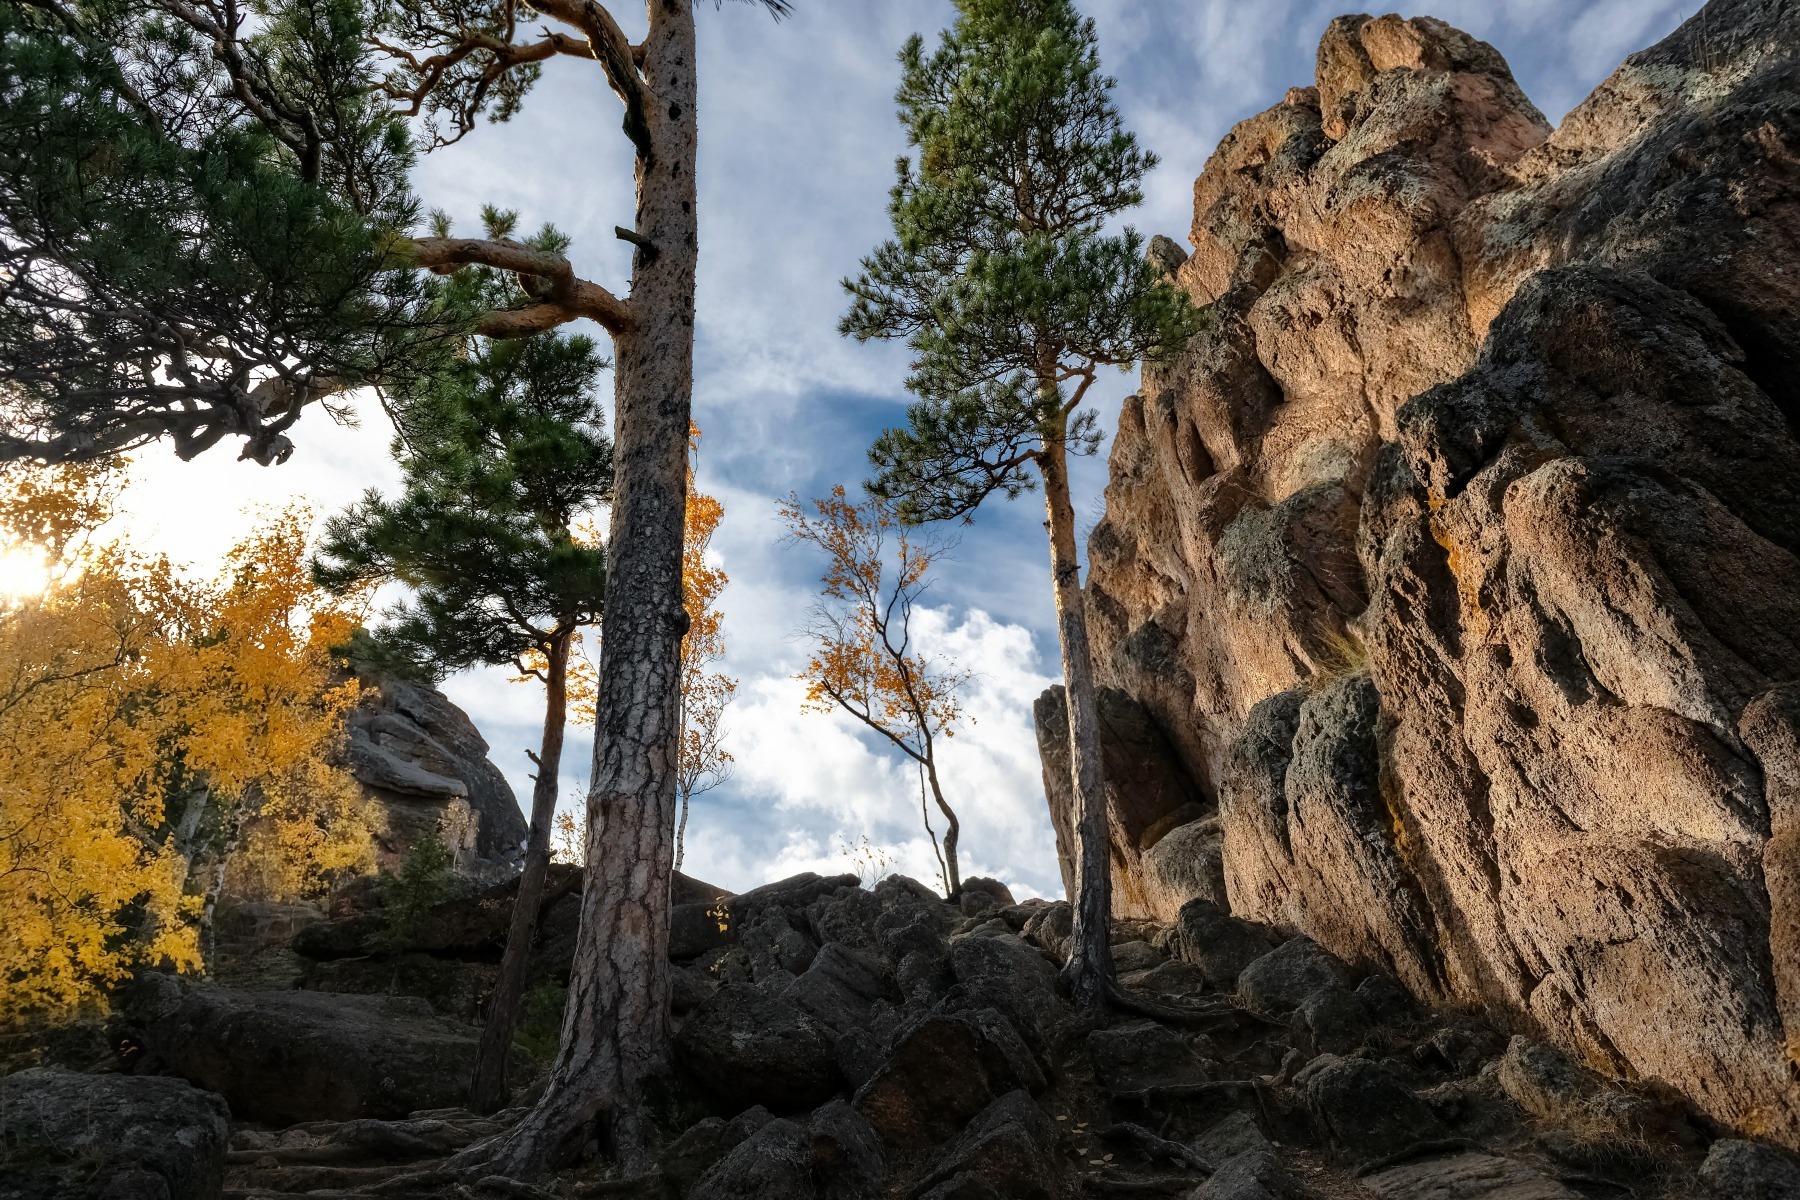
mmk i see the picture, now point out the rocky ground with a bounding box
[7,871,1800,1200]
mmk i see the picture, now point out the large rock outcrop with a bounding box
[344,675,529,880]
[1053,0,1800,1148]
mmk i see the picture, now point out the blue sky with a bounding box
[116,0,1702,899]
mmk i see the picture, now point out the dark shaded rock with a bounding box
[916,1090,1057,1200]
[1019,901,1072,960]
[1299,986,1374,1055]
[1237,938,1351,1015]
[688,1118,816,1200]
[851,1014,1016,1149]
[670,900,736,960]
[786,943,898,1035]
[807,1099,887,1199]
[1112,940,1165,973]
[1699,1139,1800,1200]
[731,873,860,919]
[1088,1020,1214,1096]
[1304,1056,1447,1160]
[946,932,1067,1048]
[1120,957,1210,998]
[1195,1112,1273,1161]
[115,975,480,1124]
[740,907,820,982]
[1176,899,1277,990]
[1194,1150,1319,1200]
[956,877,1015,918]
[0,1068,230,1200]
[675,985,840,1114]
[663,1107,777,1195]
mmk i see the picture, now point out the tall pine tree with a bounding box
[842,0,1202,1008]
[313,230,611,1112]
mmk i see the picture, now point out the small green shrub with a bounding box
[513,982,567,1062]
[372,831,453,953]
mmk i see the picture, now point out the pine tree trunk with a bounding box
[469,629,571,1114]
[1038,431,1113,1010]
[481,1,697,1176]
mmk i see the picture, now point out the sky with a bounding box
[107,0,1703,900]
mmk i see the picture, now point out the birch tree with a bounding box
[840,0,1201,1008]
[781,486,969,895]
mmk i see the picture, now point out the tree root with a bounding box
[1100,1122,1216,1174]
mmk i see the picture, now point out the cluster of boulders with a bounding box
[15,870,1800,1199]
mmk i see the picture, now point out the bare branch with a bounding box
[408,236,634,334]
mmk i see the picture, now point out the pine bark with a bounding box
[481,0,697,1175]
[1037,430,1113,1010]
[469,628,571,1114]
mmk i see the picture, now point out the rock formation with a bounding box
[1048,0,1800,1149]
[344,674,529,881]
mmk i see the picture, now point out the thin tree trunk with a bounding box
[675,786,690,873]
[469,628,571,1114]
[482,0,697,1175]
[1038,428,1113,1010]
[922,750,961,895]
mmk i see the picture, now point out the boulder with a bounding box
[946,931,1067,1048]
[784,942,897,1034]
[1175,899,1276,990]
[0,1068,230,1200]
[956,877,1015,918]
[1303,1056,1447,1161]
[115,975,482,1123]
[914,1090,1058,1200]
[1193,1149,1319,1200]
[1363,1152,1581,1200]
[1087,1020,1214,1096]
[688,1118,816,1200]
[1237,938,1351,1015]
[1698,1139,1800,1200]
[675,984,840,1113]
[851,1014,1018,1149]
[663,1106,776,1195]
[806,1099,887,1199]
[346,674,527,879]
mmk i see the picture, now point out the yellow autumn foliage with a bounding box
[0,461,376,1024]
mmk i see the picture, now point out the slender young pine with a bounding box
[841,0,1202,1009]
[312,237,612,1113]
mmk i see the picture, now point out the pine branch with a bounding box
[407,237,634,334]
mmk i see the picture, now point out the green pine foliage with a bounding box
[842,0,1204,521]
[0,0,439,465]
[312,215,612,676]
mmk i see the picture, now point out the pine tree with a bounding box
[841,0,1202,1008]
[312,237,612,1112]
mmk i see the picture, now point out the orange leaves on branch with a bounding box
[779,486,968,757]
[0,462,373,1023]
[676,427,736,859]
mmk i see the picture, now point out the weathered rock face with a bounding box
[115,973,488,1124]
[0,1068,231,1200]
[1057,0,1800,1148]
[345,674,528,880]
